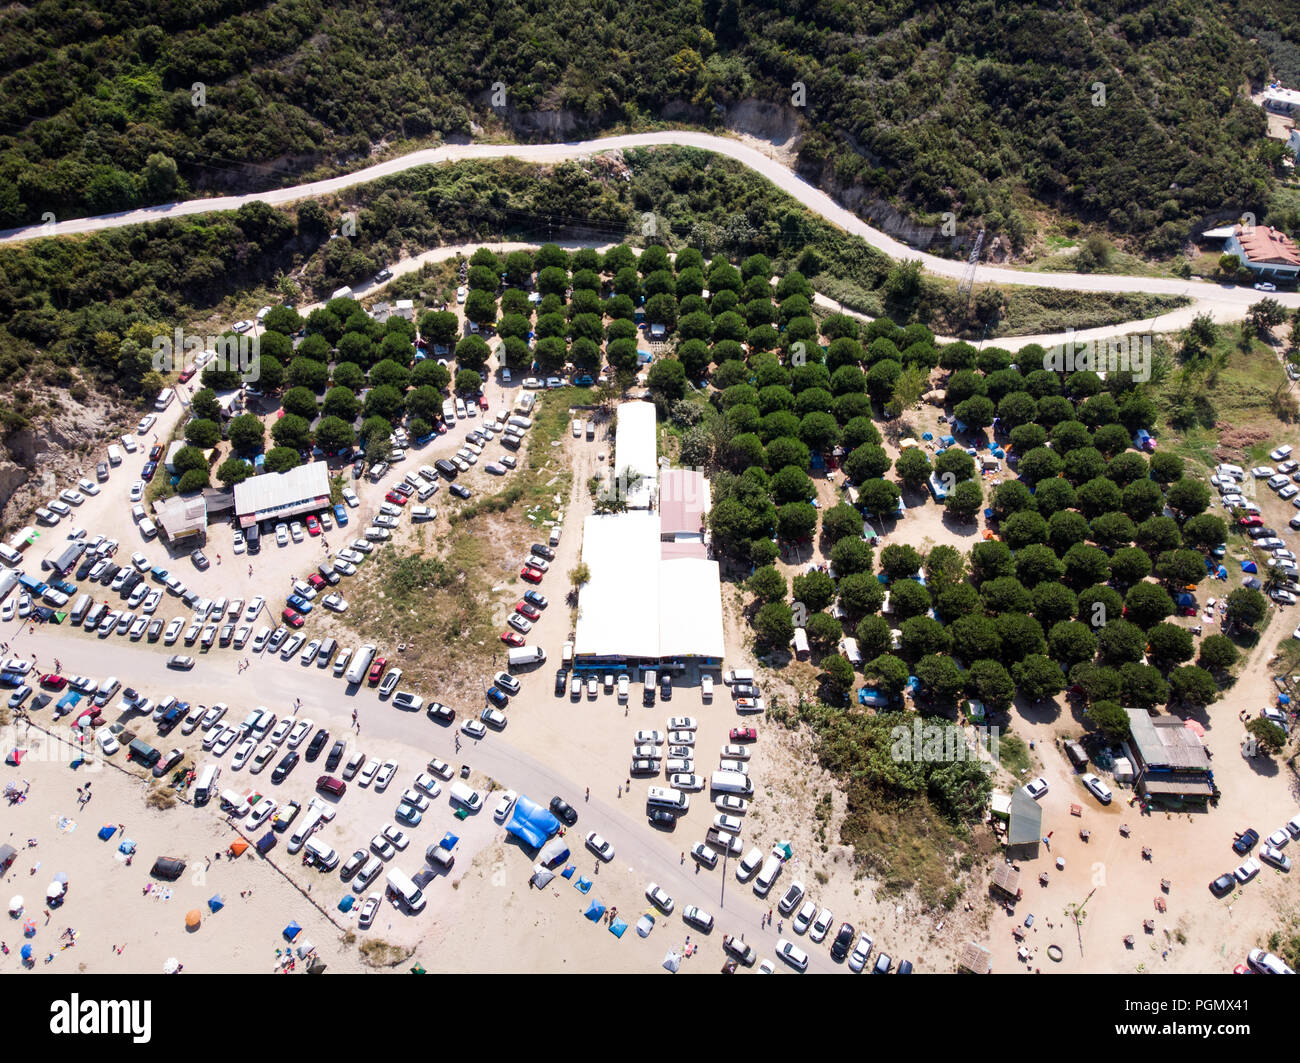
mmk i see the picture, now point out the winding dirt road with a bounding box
[3,130,1294,334]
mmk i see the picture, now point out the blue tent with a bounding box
[1242,560,1259,573]
[1280,694,1292,706]
[504,795,561,849]
[941,435,956,446]
[97,825,116,841]
[575,876,593,894]
[207,895,224,913]
[921,432,933,441]
[118,839,136,855]
[609,918,628,938]
[438,832,458,851]
[1175,593,1196,608]
[1216,566,1228,580]
[338,895,355,912]
[560,865,575,879]
[283,921,302,941]
[584,900,606,921]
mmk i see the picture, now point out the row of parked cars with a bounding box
[1214,814,1300,896]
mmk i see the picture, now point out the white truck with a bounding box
[507,646,546,668]
[345,643,376,686]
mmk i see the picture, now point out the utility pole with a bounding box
[958,230,985,305]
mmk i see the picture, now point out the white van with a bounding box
[304,838,339,870]
[724,669,754,686]
[385,867,426,912]
[0,544,22,567]
[154,388,175,411]
[791,627,810,658]
[120,435,137,454]
[449,781,482,812]
[193,765,220,806]
[138,518,158,540]
[646,786,689,810]
[106,444,124,466]
[710,770,753,797]
[572,419,583,438]
[218,789,251,818]
[287,807,326,853]
[508,415,533,430]
[754,854,783,897]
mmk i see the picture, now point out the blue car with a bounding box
[486,686,509,709]
[395,802,423,827]
[333,503,348,527]
[286,594,313,614]
[523,590,548,609]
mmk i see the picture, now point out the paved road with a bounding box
[4,129,1295,327]
[21,626,837,972]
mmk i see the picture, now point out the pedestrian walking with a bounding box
[617,785,622,798]
[585,787,590,801]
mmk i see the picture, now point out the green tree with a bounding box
[1197,634,1239,673]
[1246,717,1287,756]
[228,414,265,454]
[945,479,983,523]
[777,502,818,541]
[1048,621,1098,669]
[1225,587,1267,628]
[864,653,909,697]
[839,573,885,616]
[821,655,856,699]
[1085,700,1132,742]
[830,537,874,577]
[966,658,1016,711]
[264,446,301,473]
[915,655,966,701]
[747,566,787,603]
[1013,654,1065,701]
[791,570,835,612]
[216,457,252,487]
[754,602,795,649]
[1166,666,1219,708]
[270,413,311,451]
[314,416,355,453]
[184,418,220,448]
[880,543,923,580]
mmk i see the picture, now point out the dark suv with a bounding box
[549,796,578,826]
[529,544,556,561]
[305,728,330,762]
[325,740,346,771]
[660,674,672,701]
[830,921,856,961]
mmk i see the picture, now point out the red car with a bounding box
[1238,516,1263,527]
[178,366,196,384]
[305,515,321,536]
[307,573,327,591]
[520,565,544,584]
[385,491,408,506]
[148,444,163,462]
[477,394,489,410]
[281,608,305,628]
[515,601,541,620]
[729,727,758,742]
[435,421,448,435]
[368,657,387,684]
[40,673,67,690]
[500,631,525,647]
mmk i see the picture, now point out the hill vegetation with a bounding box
[0,0,1294,252]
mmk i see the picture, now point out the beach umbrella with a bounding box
[162,957,179,974]
[282,921,301,941]
[185,909,201,929]
[23,920,35,937]
[20,944,31,961]
[45,882,62,901]
[228,839,249,858]
[8,895,23,914]
[5,749,24,765]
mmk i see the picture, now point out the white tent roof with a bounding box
[658,558,725,660]
[574,512,725,661]
[574,512,662,658]
[614,402,658,509]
